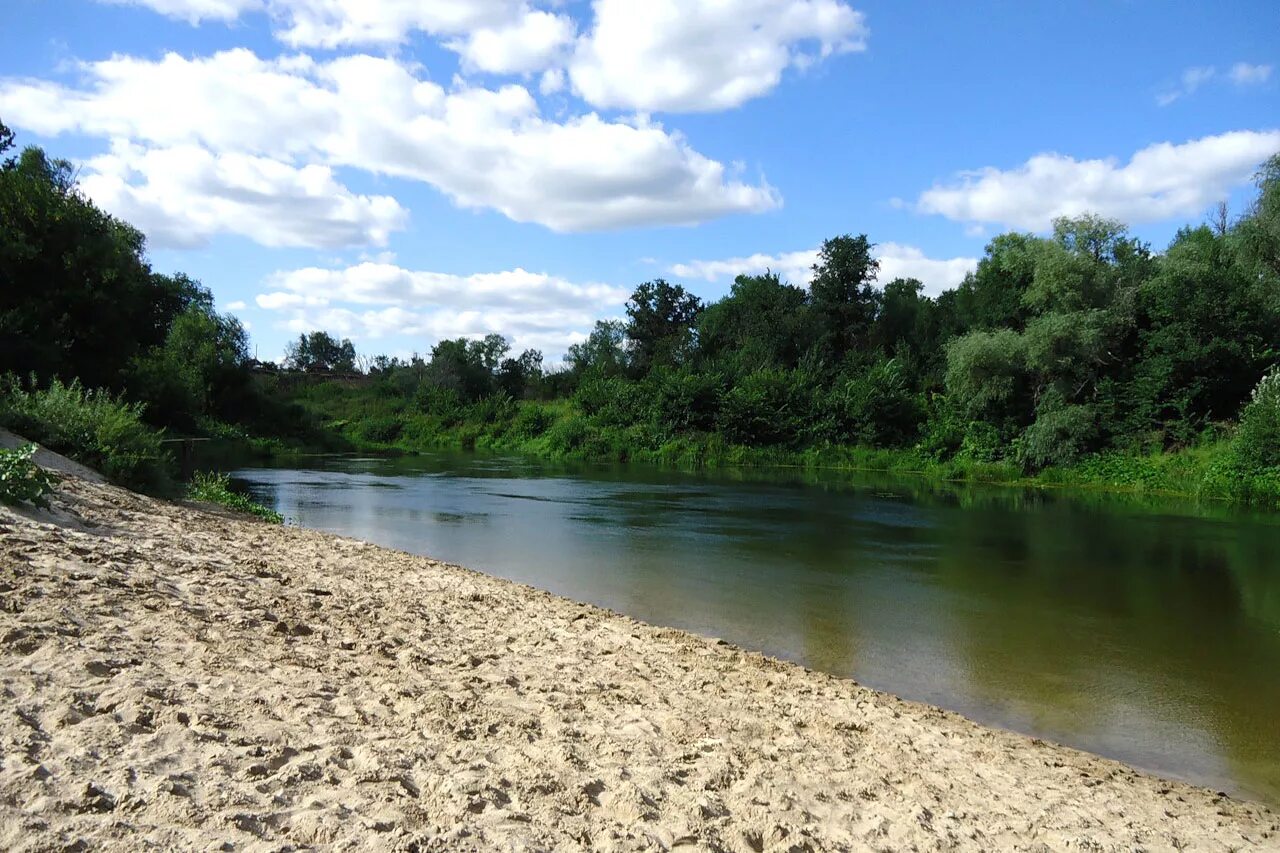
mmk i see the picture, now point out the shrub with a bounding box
[353,414,404,444]
[828,360,925,447]
[1234,369,1280,470]
[187,472,283,523]
[716,369,813,446]
[1018,396,1098,471]
[0,444,57,507]
[509,403,556,440]
[644,366,721,435]
[0,376,173,493]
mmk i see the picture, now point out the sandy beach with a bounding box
[1,472,1276,852]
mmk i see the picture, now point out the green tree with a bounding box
[1135,225,1279,440]
[284,331,357,373]
[697,272,811,373]
[808,234,881,365]
[624,279,702,375]
[567,320,629,379]
[0,136,205,390]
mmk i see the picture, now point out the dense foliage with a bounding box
[2,116,1279,503]
[0,377,174,493]
[0,444,57,508]
[0,121,338,488]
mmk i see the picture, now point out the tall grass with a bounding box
[0,375,174,493]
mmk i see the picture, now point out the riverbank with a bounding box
[268,402,1277,509]
[2,475,1276,851]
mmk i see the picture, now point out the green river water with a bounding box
[232,452,1280,804]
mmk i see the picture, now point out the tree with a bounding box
[951,232,1039,332]
[498,349,544,398]
[624,279,702,375]
[0,138,207,390]
[697,272,811,373]
[808,234,881,364]
[567,320,629,379]
[284,332,357,373]
[1135,225,1280,437]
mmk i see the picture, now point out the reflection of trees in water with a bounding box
[928,501,1280,801]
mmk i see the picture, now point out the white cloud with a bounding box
[568,0,868,112]
[539,67,565,95]
[1230,62,1273,86]
[103,0,262,22]
[102,0,868,110]
[0,49,778,235]
[1156,65,1214,106]
[1158,62,1273,104]
[226,300,248,310]
[915,130,1280,231]
[449,10,575,75]
[271,0,523,47]
[81,142,407,248]
[671,243,977,296]
[255,262,631,356]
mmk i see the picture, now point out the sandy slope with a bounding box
[0,475,1276,852]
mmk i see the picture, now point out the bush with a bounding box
[828,360,925,447]
[353,414,404,444]
[509,403,556,440]
[187,472,283,523]
[573,376,645,427]
[0,376,173,493]
[1018,396,1098,471]
[1234,369,1280,470]
[643,366,721,435]
[0,444,57,507]
[716,369,814,446]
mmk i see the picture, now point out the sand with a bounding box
[0,472,1276,852]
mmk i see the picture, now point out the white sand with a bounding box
[0,473,1276,851]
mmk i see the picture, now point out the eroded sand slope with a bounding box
[0,477,1276,851]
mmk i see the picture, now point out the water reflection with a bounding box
[232,452,1280,803]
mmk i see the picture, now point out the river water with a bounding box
[232,451,1280,804]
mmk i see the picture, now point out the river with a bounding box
[232,451,1280,804]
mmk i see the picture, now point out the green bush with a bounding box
[0,444,57,507]
[1234,369,1280,470]
[828,360,925,447]
[0,376,173,493]
[187,472,283,523]
[353,414,404,444]
[716,369,814,446]
[509,403,556,440]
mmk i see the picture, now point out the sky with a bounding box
[1,0,1277,364]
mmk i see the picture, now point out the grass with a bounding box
[187,472,283,523]
[0,376,175,494]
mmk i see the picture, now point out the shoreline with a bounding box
[2,476,1276,851]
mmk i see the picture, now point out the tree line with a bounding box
[2,116,1279,498]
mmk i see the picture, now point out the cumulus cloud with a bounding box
[255,262,630,356]
[671,243,977,296]
[102,0,261,22]
[80,142,407,248]
[101,0,868,110]
[915,130,1280,231]
[111,0,528,46]
[0,49,779,235]
[568,0,868,112]
[448,9,575,75]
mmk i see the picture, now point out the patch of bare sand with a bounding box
[0,477,1276,851]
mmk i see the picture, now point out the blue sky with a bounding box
[2,0,1277,362]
